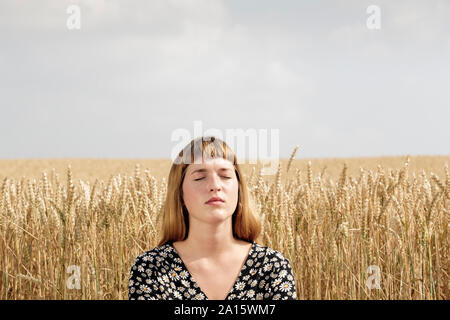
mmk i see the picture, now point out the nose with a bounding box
[207,174,222,191]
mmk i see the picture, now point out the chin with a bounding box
[204,210,233,223]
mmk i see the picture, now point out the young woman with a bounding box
[128,136,297,300]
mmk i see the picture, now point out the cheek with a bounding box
[182,181,201,205]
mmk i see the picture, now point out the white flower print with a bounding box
[181,280,190,288]
[168,270,179,281]
[273,279,282,287]
[235,281,245,290]
[140,284,150,293]
[174,257,182,264]
[173,266,182,272]
[279,281,292,292]
[263,263,273,272]
[128,242,297,300]
[188,288,196,295]
[194,293,205,300]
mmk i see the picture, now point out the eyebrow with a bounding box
[190,168,233,176]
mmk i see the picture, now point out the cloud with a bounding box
[0,0,448,158]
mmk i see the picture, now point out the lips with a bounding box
[205,197,224,204]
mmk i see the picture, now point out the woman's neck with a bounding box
[177,219,240,258]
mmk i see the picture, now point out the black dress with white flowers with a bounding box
[128,241,297,300]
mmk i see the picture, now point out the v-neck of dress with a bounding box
[168,241,255,300]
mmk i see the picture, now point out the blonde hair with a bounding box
[158,136,261,246]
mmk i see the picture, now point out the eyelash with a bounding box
[194,177,231,181]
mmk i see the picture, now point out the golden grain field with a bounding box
[0,154,448,299]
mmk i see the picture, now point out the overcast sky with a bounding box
[1,0,449,161]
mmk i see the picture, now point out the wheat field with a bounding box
[0,154,448,299]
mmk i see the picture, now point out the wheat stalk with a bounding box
[0,159,448,300]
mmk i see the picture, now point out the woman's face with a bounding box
[181,157,239,226]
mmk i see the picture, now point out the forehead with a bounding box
[186,158,234,173]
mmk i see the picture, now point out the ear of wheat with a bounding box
[0,155,448,300]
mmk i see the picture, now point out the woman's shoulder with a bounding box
[253,242,292,265]
[131,243,174,266]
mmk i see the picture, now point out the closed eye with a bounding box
[194,176,231,181]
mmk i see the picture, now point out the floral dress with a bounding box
[128,241,297,300]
